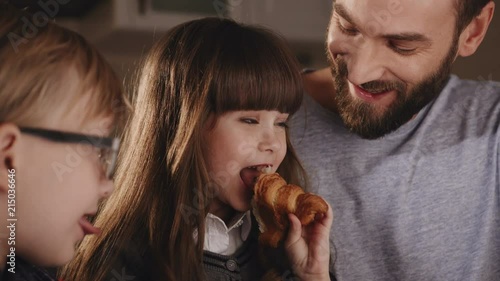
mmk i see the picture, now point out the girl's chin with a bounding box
[234,201,252,214]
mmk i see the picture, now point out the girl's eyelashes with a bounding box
[239,117,289,128]
[240,118,258,124]
[277,121,289,129]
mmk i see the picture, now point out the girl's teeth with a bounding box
[245,165,272,173]
[256,165,272,173]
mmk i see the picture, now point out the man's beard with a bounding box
[328,39,458,140]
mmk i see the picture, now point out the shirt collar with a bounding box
[205,211,252,241]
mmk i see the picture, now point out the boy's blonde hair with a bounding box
[0,3,129,129]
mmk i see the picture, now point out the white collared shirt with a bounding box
[197,211,252,255]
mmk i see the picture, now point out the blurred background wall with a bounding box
[11,0,500,84]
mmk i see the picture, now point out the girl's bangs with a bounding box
[209,25,303,115]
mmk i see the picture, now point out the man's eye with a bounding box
[240,118,258,124]
[337,19,358,36]
[389,42,417,55]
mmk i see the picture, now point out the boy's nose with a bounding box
[100,179,114,198]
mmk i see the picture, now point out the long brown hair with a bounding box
[62,17,305,281]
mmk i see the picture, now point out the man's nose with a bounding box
[329,36,388,86]
[346,42,387,86]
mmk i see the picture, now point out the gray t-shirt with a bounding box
[290,75,500,281]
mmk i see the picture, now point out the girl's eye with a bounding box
[277,121,289,129]
[240,118,258,124]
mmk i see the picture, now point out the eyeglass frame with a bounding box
[19,127,120,179]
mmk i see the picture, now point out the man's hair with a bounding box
[455,0,493,33]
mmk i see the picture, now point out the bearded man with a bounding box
[290,0,499,280]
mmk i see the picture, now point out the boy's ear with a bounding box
[457,1,495,57]
[0,123,21,193]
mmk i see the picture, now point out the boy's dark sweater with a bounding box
[1,258,57,281]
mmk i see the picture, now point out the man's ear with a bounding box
[0,123,21,193]
[458,1,495,57]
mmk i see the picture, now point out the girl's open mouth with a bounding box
[240,165,272,190]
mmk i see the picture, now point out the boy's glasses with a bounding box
[19,127,120,180]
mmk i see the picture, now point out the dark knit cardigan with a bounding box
[105,216,300,281]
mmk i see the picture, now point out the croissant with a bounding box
[251,173,328,248]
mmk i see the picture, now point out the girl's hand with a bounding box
[284,203,333,281]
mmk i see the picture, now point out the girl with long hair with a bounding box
[63,17,333,281]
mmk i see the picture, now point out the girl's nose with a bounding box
[257,128,283,153]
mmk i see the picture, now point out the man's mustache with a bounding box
[331,55,407,94]
[359,80,407,94]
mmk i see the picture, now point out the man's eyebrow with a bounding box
[383,33,431,43]
[334,3,432,43]
[333,3,357,26]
